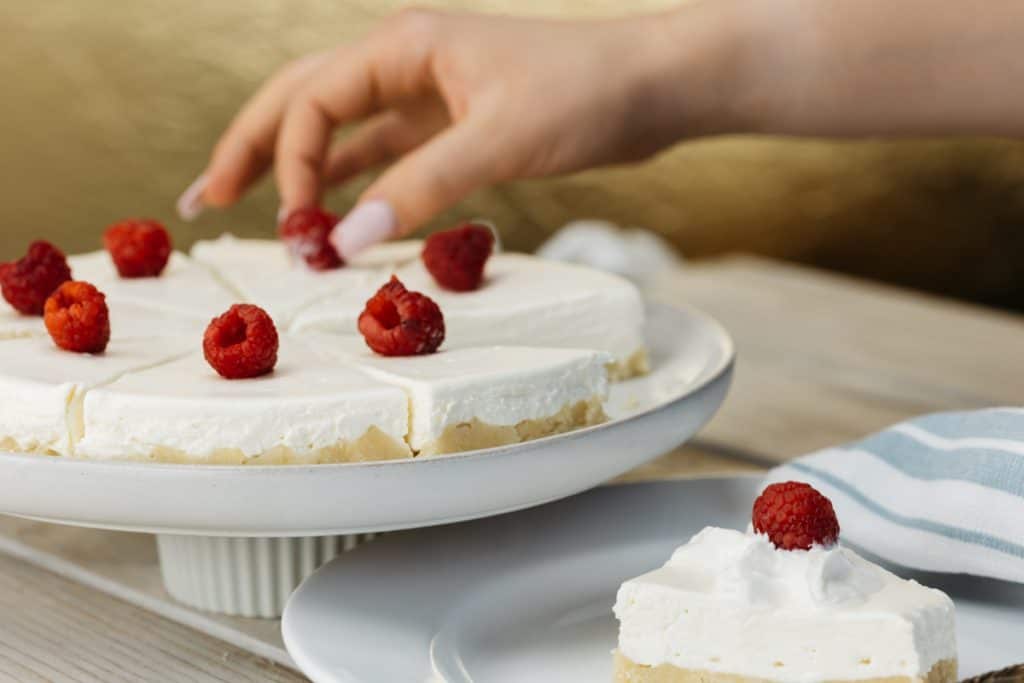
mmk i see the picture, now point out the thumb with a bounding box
[330,119,498,260]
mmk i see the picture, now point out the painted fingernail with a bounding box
[471,218,502,252]
[330,200,397,259]
[176,173,208,222]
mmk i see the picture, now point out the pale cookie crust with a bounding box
[417,397,607,457]
[608,348,650,381]
[613,652,957,683]
[68,426,412,465]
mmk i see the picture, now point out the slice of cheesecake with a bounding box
[0,335,194,455]
[306,334,611,456]
[613,485,957,683]
[69,250,237,318]
[190,235,420,325]
[75,335,411,464]
[291,253,648,379]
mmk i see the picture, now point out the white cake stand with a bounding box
[0,303,733,617]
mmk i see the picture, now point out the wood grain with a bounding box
[654,255,1024,461]
[0,551,306,682]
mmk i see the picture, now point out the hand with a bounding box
[177,7,737,258]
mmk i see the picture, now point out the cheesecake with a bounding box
[190,234,420,325]
[69,250,237,318]
[307,334,611,455]
[613,485,957,683]
[76,336,411,464]
[0,335,193,455]
[291,252,648,379]
[0,230,648,463]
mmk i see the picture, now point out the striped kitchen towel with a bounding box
[764,408,1024,584]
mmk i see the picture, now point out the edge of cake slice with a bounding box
[304,334,612,456]
[0,335,194,456]
[75,335,411,464]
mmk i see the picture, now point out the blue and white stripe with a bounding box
[766,408,1024,584]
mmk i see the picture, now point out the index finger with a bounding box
[274,10,443,212]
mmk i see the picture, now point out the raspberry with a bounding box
[44,281,111,353]
[103,219,173,278]
[358,276,445,356]
[752,481,840,550]
[203,304,279,379]
[0,241,73,315]
[278,207,343,270]
[422,222,495,291]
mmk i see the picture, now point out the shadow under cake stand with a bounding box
[0,303,734,617]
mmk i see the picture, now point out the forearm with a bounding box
[655,0,1024,139]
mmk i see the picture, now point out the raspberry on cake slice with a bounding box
[0,335,194,456]
[304,333,611,456]
[44,281,111,354]
[0,240,72,316]
[103,219,173,278]
[190,234,421,326]
[70,248,236,319]
[422,222,495,292]
[204,304,279,379]
[612,482,957,683]
[75,336,411,464]
[358,276,445,356]
[290,252,648,380]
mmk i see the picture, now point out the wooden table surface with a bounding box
[1,255,1021,681]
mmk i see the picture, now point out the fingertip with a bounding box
[331,199,398,259]
[176,173,208,221]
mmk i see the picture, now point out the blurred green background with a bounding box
[3,0,1024,308]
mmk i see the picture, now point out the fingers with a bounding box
[330,118,497,259]
[178,52,328,219]
[275,9,443,213]
[213,53,329,204]
[323,100,450,186]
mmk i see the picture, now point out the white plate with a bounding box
[0,303,733,536]
[283,476,1024,683]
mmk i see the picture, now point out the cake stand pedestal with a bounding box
[156,533,379,617]
[0,303,733,618]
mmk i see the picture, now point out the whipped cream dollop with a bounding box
[615,527,956,682]
[677,527,884,608]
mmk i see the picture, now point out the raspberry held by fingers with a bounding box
[203,304,279,379]
[278,207,344,270]
[358,276,445,356]
[0,241,73,315]
[44,281,111,354]
[422,222,495,292]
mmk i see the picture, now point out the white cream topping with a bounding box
[0,336,193,455]
[614,527,956,681]
[76,336,409,461]
[290,253,646,364]
[0,300,204,342]
[306,334,611,452]
[69,250,237,319]
[190,235,418,325]
[0,301,48,340]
